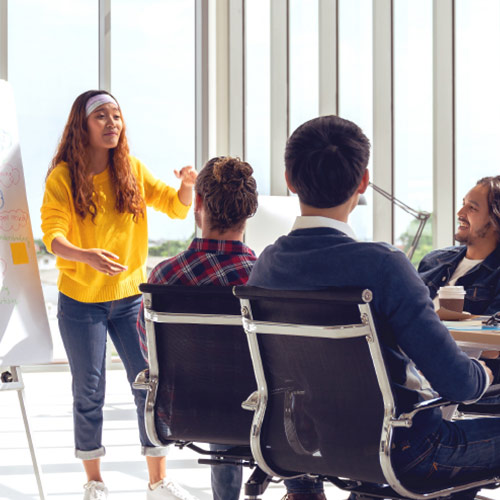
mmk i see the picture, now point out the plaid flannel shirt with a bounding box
[137,238,256,359]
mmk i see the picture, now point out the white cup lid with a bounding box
[438,285,466,297]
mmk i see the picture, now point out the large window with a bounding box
[8,1,195,360]
[245,0,271,195]
[9,0,98,360]
[289,0,319,134]
[339,0,373,241]
[112,0,195,244]
[9,0,98,241]
[394,0,433,264]
[9,1,500,365]
[455,0,500,208]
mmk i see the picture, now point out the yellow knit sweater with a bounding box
[41,156,190,303]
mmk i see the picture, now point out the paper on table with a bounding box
[443,319,486,329]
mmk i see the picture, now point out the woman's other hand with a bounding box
[51,237,127,276]
[83,248,128,275]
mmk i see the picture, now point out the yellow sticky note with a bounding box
[10,242,29,265]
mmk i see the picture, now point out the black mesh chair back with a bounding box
[234,286,389,484]
[139,284,256,446]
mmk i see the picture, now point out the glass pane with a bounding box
[9,0,98,241]
[9,0,98,360]
[394,0,433,265]
[245,0,271,195]
[289,0,319,133]
[112,0,195,246]
[455,0,500,208]
[339,0,373,241]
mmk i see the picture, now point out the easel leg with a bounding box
[12,367,46,500]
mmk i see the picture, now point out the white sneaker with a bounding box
[83,480,108,500]
[147,478,199,500]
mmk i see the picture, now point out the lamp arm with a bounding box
[406,216,428,260]
[369,182,431,260]
[369,182,430,220]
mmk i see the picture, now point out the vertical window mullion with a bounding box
[270,0,289,196]
[319,0,338,116]
[0,0,7,80]
[229,0,245,158]
[433,0,455,248]
[373,0,394,244]
[195,0,210,173]
[99,0,111,91]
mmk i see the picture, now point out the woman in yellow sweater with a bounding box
[41,90,198,500]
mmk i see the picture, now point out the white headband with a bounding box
[85,94,119,117]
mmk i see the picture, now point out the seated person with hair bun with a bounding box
[137,156,258,500]
[137,156,325,500]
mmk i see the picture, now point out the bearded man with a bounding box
[418,176,500,316]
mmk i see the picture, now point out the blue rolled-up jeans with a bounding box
[58,292,167,459]
[392,417,500,488]
[348,418,500,500]
[209,444,243,500]
[288,417,500,499]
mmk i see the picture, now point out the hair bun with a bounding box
[213,157,254,191]
[195,155,258,232]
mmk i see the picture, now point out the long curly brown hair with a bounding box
[47,90,145,221]
[477,175,500,236]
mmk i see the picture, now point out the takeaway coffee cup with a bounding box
[438,285,466,312]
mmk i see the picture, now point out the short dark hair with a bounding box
[195,156,258,232]
[476,176,500,234]
[285,115,371,208]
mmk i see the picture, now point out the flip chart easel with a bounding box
[0,80,52,499]
[0,367,45,499]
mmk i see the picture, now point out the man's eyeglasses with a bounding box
[482,312,500,327]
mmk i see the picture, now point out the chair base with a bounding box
[243,467,273,500]
[183,442,271,500]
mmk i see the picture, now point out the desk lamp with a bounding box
[359,183,431,261]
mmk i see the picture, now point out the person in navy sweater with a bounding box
[247,115,500,497]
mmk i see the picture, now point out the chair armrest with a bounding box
[412,396,455,412]
[393,396,456,428]
[242,391,259,411]
[395,386,500,426]
[482,383,500,399]
[408,384,500,413]
[133,369,153,391]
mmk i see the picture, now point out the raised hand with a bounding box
[174,165,197,188]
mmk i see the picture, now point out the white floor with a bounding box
[0,367,343,500]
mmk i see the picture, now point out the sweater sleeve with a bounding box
[134,158,190,220]
[40,168,72,254]
[379,249,489,402]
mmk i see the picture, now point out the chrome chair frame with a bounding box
[235,286,500,500]
[136,291,245,446]
[133,284,272,500]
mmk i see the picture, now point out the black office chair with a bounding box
[233,285,500,499]
[133,284,272,499]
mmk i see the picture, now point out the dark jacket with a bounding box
[418,245,500,315]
